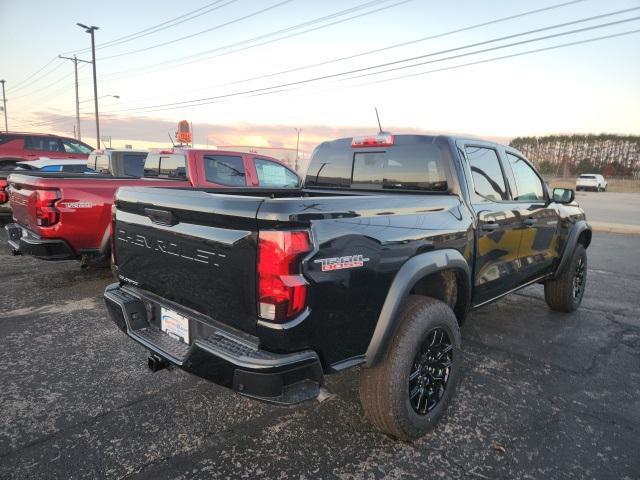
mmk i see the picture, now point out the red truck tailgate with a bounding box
[8,173,192,255]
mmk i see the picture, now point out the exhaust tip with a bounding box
[147,354,169,372]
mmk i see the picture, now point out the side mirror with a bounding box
[552,187,575,204]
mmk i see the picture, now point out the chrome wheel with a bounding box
[408,327,452,415]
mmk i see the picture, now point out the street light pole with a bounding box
[77,23,100,148]
[59,54,92,141]
[0,80,7,132]
[294,127,302,172]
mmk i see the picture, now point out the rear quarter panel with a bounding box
[9,175,191,254]
[256,194,474,367]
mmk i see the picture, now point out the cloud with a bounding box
[26,111,513,151]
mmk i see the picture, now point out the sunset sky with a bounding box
[1,0,639,154]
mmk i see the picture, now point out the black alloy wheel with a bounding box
[573,255,586,300]
[408,327,453,415]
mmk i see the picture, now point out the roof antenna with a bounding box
[375,107,390,135]
[167,132,176,147]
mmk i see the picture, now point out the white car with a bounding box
[576,174,607,192]
[15,158,93,173]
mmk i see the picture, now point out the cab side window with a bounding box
[465,146,508,201]
[25,136,62,152]
[254,158,299,188]
[204,155,246,186]
[506,153,545,201]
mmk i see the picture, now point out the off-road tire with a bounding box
[359,295,462,441]
[544,243,587,312]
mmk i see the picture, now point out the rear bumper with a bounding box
[104,283,324,405]
[4,223,75,260]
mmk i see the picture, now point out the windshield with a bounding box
[580,175,597,179]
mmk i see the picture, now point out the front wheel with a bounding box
[359,296,462,441]
[544,244,587,312]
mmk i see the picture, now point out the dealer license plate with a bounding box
[160,307,190,344]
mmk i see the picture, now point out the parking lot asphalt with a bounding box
[575,191,640,231]
[0,229,638,479]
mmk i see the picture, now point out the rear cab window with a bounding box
[141,153,186,179]
[94,154,111,173]
[305,135,450,192]
[122,152,148,177]
[254,158,299,188]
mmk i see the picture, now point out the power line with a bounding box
[99,0,411,81]
[100,14,640,114]
[107,0,591,108]
[112,1,622,107]
[101,0,296,60]
[7,57,58,91]
[353,29,640,89]
[118,28,640,117]
[339,12,640,82]
[7,59,66,94]
[62,0,239,54]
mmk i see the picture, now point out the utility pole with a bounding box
[77,23,100,148]
[59,54,91,141]
[0,80,7,132]
[294,127,301,172]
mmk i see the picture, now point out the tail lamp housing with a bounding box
[35,189,61,226]
[257,230,312,323]
[0,180,7,204]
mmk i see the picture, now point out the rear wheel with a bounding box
[544,244,587,312]
[359,296,462,441]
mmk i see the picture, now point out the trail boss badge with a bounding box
[314,254,370,272]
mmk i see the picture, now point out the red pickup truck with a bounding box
[4,148,299,265]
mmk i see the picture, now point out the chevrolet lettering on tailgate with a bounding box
[116,228,226,266]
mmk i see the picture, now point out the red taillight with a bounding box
[35,189,61,226]
[0,180,7,204]
[352,133,394,148]
[257,230,312,323]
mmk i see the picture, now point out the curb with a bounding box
[589,222,640,236]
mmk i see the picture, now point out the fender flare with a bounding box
[553,220,591,279]
[364,249,471,368]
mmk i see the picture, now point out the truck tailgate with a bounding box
[8,178,40,230]
[114,187,264,335]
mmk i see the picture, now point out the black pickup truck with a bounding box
[104,133,590,440]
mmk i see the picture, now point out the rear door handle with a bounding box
[523,218,536,227]
[481,222,499,232]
